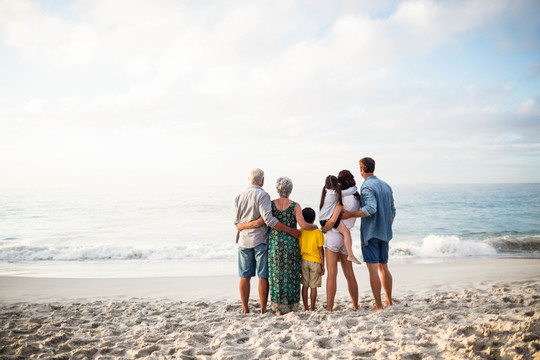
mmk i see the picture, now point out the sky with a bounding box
[0,0,539,189]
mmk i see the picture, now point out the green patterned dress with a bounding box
[268,201,301,313]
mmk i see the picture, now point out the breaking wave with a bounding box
[2,234,539,262]
[0,243,238,261]
[390,234,540,258]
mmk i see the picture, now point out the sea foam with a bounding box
[390,234,498,258]
[0,243,238,261]
[2,234,539,261]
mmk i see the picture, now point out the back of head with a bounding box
[325,175,339,189]
[276,176,293,198]
[360,157,375,173]
[302,207,316,224]
[249,168,264,185]
[320,175,342,209]
[337,169,356,190]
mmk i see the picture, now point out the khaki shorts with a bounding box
[301,259,322,288]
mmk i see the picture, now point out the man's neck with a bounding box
[363,173,374,180]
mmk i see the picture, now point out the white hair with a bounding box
[249,168,264,185]
[276,176,293,198]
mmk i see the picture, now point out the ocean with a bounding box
[1,183,539,278]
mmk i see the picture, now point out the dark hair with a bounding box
[338,169,361,201]
[320,175,343,210]
[360,157,375,173]
[302,207,316,224]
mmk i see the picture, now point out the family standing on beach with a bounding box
[235,157,396,315]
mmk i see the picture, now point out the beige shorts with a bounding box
[301,259,322,288]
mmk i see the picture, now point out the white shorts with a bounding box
[324,229,348,255]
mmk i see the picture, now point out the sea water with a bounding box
[1,184,539,277]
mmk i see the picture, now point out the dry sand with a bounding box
[1,258,539,359]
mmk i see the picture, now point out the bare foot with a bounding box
[275,311,282,316]
[347,256,362,265]
[385,299,393,307]
[242,307,250,314]
[371,305,384,311]
[260,309,267,314]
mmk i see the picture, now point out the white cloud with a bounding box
[0,0,539,188]
[518,99,539,115]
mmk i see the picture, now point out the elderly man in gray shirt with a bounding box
[235,168,300,314]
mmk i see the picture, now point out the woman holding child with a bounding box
[321,170,361,311]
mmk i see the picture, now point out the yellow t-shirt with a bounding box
[299,229,325,263]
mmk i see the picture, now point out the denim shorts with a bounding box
[361,238,389,264]
[238,243,268,278]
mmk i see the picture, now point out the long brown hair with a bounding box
[320,175,343,210]
[338,169,361,201]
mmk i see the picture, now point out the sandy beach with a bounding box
[1,258,539,359]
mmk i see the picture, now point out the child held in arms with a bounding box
[299,207,325,311]
[319,175,361,264]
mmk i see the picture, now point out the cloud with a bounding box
[518,99,540,115]
[0,0,539,187]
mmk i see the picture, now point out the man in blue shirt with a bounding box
[343,157,396,311]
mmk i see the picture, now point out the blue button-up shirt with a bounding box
[360,176,396,245]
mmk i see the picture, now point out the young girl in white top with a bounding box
[319,175,362,264]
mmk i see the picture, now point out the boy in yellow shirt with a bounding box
[299,207,325,311]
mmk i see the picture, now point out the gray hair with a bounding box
[276,176,293,198]
[249,168,264,185]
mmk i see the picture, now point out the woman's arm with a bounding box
[236,217,265,231]
[321,204,342,233]
[294,204,318,230]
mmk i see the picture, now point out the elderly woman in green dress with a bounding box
[268,177,317,315]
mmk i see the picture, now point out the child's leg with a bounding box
[336,222,361,264]
[309,287,317,311]
[302,285,309,311]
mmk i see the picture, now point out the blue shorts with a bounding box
[361,238,389,264]
[238,243,268,278]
